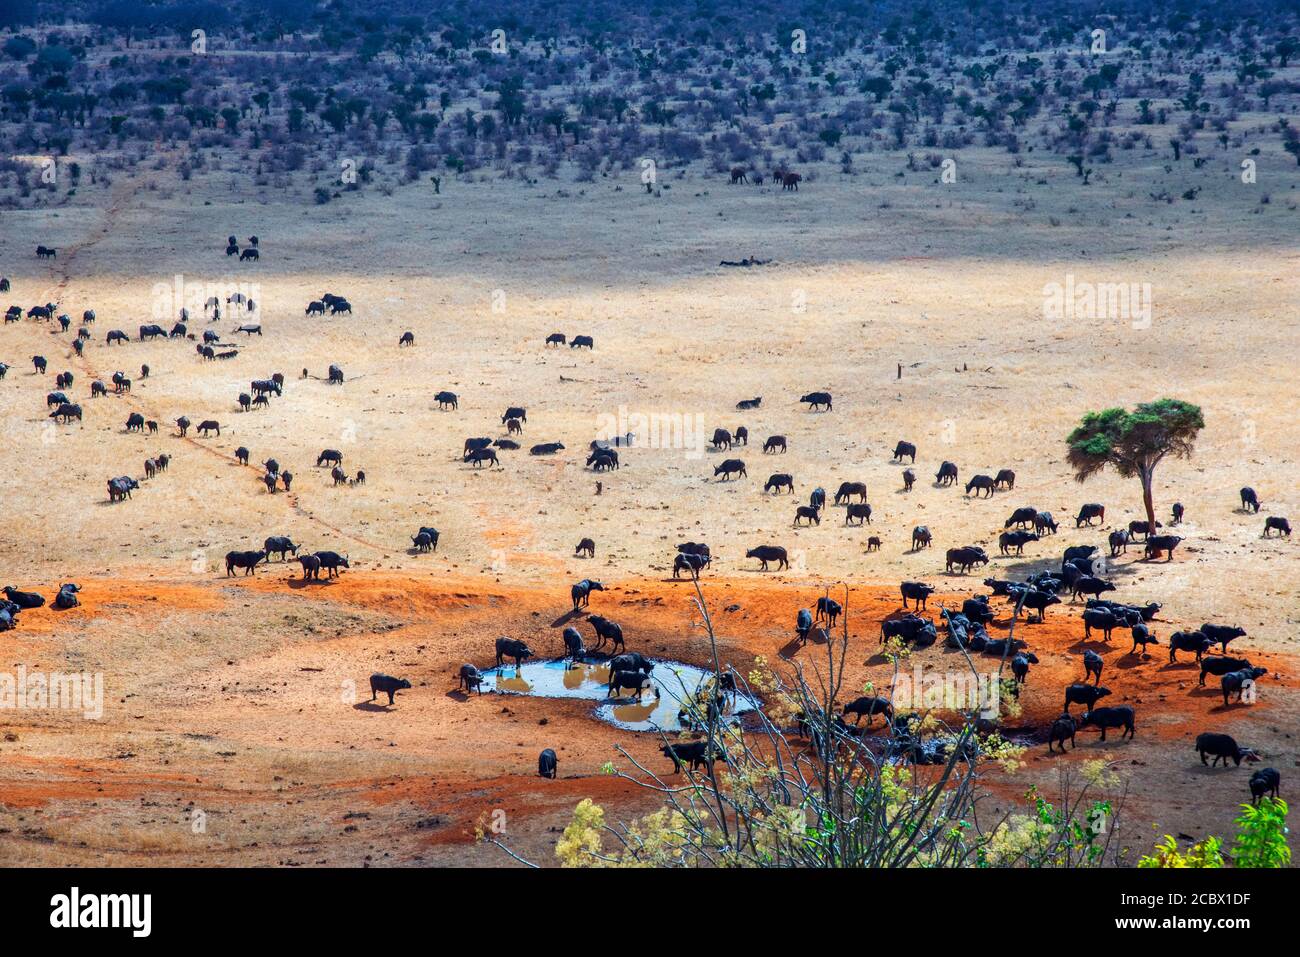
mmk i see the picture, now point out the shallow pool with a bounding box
[481,657,759,732]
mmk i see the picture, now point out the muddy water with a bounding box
[482,657,758,732]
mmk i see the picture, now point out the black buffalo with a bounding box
[587,616,625,654]
[571,578,604,610]
[1200,623,1247,653]
[1168,630,1215,663]
[314,551,350,577]
[369,673,410,705]
[945,546,988,574]
[1221,667,1268,706]
[1075,503,1105,526]
[661,740,719,774]
[1048,713,1077,753]
[842,695,892,726]
[845,503,873,526]
[1199,656,1254,687]
[49,403,82,423]
[1264,516,1292,538]
[495,637,534,668]
[673,552,707,578]
[562,627,586,659]
[225,549,267,576]
[263,537,300,561]
[834,482,867,504]
[900,581,934,610]
[1249,768,1280,803]
[608,669,654,700]
[1143,535,1184,561]
[1004,506,1038,529]
[458,664,485,694]
[538,749,558,778]
[1078,706,1135,741]
[1196,732,1259,768]
[764,473,794,494]
[2,586,45,610]
[998,530,1038,555]
[746,546,788,571]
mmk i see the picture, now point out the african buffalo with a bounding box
[495,637,534,668]
[1264,516,1292,538]
[1075,503,1105,526]
[1078,706,1135,741]
[314,551,350,578]
[1143,535,1183,561]
[900,581,935,610]
[746,546,788,571]
[225,549,267,576]
[369,674,410,705]
[845,503,873,526]
[834,482,867,504]
[571,578,604,610]
[945,546,988,574]
[765,473,794,494]
[263,537,300,561]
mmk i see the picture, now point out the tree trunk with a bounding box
[1140,467,1157,532]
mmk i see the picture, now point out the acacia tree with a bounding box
[1066,399,1205,534]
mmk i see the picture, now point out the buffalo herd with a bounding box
[2,255,1286,806]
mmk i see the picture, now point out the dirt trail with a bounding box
[42,178,390,557]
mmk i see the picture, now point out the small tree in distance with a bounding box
[1066,399,1205,535]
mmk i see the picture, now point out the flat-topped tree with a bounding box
[1066,399,1205,534]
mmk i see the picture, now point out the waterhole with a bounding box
[481,657,759,732]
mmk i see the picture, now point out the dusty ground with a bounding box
[0,138,1297,865]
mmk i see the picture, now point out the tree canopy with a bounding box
[1066,399,1205,482]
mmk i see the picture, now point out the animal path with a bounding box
[47,175,388,557]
